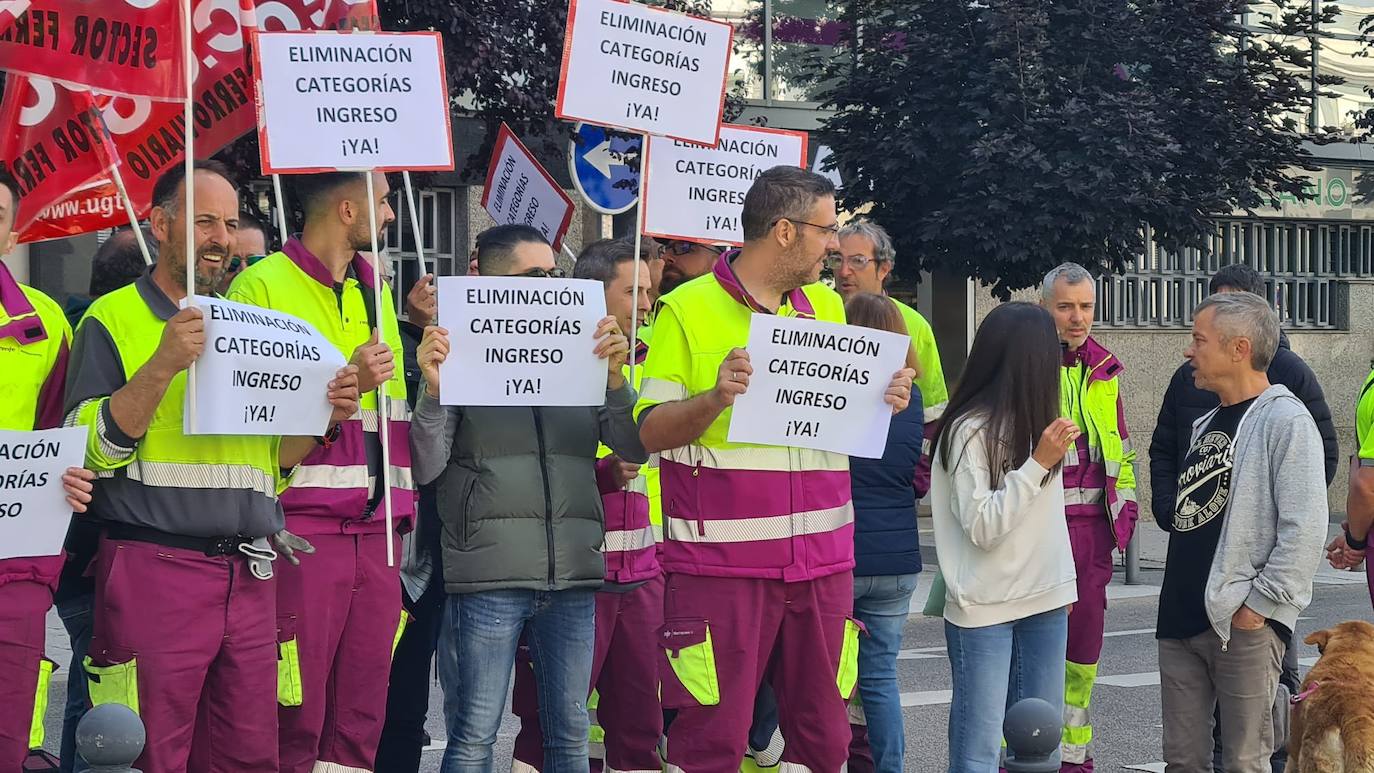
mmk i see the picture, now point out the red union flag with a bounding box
[0,0,188,100]
[16,0,382,242]
[0,76,118,237]
[0,1,30,37]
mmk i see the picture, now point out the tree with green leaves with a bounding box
[816,0,1340,297]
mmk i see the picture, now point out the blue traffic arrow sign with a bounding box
[568,123,641,215]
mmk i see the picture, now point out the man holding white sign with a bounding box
[64,161,361,773]
[635,166,914,773]
[411,224,646,773]
[189,296,348,436]
[0,168,96,773]
[228,170,416,773]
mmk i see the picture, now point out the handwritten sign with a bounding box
[0,426,87,560]
[186,296,347,435]
[555,0,733,145]
[642,125,808,245]
[437,276,609,406]
[254,30,454,172]
[728,315,909,458]
[481,123,575,250]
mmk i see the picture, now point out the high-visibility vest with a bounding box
[598,334,660,584]
[0,260,72,587]
[228,239,415,535]
[1060,336,1138,551]
[68,276,286,538]
[634,256,854,582]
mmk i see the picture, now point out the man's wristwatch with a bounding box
[1345,523,1369,551]
[316,422,343,448]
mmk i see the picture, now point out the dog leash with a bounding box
[1290,681,1321,704]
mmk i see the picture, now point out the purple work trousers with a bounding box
[277,531,402,773]
[87,537,278,773]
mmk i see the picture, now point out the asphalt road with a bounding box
[37,521,1373,772]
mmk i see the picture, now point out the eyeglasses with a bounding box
[667,241,725,257]
[773,218,840,236]
[518,267,567,279]
[824,254,883,271]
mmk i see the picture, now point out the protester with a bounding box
[63,161,359,773]
[227,170,416,773]
[931,301,1078,773]
[412,224,646,773]
[381,260,439,742]
[1041,262,1138,772]
[1148,262,1335,772]
[643,234,666,306]
[830,221,949,495]
[635,166,914,773]
[0,169,95,773]
[839,292,925,773]
[657,237,723,297]
[218,210,269,294]
[1329,366,1374,608]
[64,227,152,329]
[377,267,445,773]
[1156,291,1326,773]
[53,224,152,773]
[511,238,663,773]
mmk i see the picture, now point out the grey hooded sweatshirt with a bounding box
[1186,384,1327,647]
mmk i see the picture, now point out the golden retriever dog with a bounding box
[1287,620,1374,773]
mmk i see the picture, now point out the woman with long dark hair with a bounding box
[930,302,1080,771]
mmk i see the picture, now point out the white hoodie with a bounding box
[931,417,1078,628]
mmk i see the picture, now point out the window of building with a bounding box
[384,187,458,317]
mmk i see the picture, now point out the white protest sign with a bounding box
[642,124,809,245]
[728,315,909,458]
[481,124,576,250]
[813,145,842,190]
[556,0,733,145]
[186,296,348,436]
[437,276,610,406]
[0,426,88,560]
[254,31,455,173]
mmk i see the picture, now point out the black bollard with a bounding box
[75,704,145,773]
[1003,697,1062,773]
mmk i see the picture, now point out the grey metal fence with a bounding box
[1097,218,1371,330]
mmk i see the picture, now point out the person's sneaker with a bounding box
[745,727,785,770]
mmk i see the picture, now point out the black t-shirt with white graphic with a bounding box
[1157,398,1254,640]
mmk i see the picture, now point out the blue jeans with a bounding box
[945,607,1068,773]
[853,573,919,773]
[56,594,93,773]
[437,589,596,773]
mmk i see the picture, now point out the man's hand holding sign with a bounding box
[420,302,630,404]
[727,315,913,457]
[433,276,621,406]
[0,427,93,561]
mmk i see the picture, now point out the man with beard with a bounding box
[229,170,417,773]
[64,160,360,772]
[636,166,915,772]
[657,238,724,300]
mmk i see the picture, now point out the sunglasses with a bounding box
[518,267,568,279]
[226,254,267,273]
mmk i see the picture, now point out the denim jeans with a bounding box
[56,594,93,773]
[945,607,1068,773]
[437,589,596,773]
[853,573,919,773]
